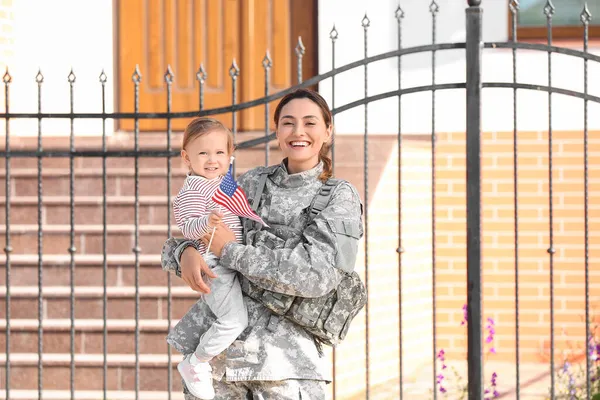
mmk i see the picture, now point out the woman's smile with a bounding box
[288,140,311,149]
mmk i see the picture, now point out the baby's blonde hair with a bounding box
[182,117,234,154]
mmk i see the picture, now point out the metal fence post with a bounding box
[465,1,483,398]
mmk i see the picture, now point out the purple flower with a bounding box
[486,318,496,352]
[588,335,597,360]
[437,349,447,393]
[461,304,468,325]
[561,361,576,400]
[483,371,499,399]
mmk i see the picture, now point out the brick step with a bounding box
[1,137,279,176]
[0,254,184,287]
[0,164,259,198]
[0,353,183,392]
[0,160,366,203]
[0,390,185,400]
[0,163,364,227]
[0,196,173,225]
[0,319,183,356]
[1,167,188,198]
[0,286,199,320]
[0,224,179,255]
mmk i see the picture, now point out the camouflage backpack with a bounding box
[240,172,368,347]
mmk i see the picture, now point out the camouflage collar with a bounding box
[270,159,324,188]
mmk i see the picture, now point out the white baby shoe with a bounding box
[177,353,215,400]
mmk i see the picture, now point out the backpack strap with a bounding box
[308,178,344,221]
[252,172,269,211]
[253,174,345,221]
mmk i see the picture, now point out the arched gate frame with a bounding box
[2,0,600,399]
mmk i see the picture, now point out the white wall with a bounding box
[4,0,114,136]
[318,0,600,135]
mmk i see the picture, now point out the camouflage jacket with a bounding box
[161,160,364,382]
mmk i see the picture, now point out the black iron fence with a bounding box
[2,0,600,399]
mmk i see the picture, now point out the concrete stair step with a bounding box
[0,195,173,225]
[0,353,183,392]
[0,319,184,356]
[0,390,185,400]
[0,132,282,199]
[0,286,199,321]
[1,352,178,366]
[0,254,183,287]
[1,167,188,199]
[0,130,278,150]
[0,318,175,333]
[0,165,258,198]
[0,224,178,255]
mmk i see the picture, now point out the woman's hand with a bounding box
[202,222,236,257]
[181,246,217,294]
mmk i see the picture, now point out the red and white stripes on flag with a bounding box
[212,164,268,227]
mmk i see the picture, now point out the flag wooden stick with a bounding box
[206,226,216,255]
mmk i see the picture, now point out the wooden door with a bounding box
[117,0,317,132]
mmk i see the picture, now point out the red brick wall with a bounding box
[436,130,600,365]
[327,130,600,398]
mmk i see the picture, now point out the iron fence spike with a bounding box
[3,67,12,84]
[581,3,592,24]
[330,24,339,41]
[362,13,370,28]
[395,5,405,20]
[67,68,76,83]
[229,59,240,77]
[35,69,44,83]
[196,63,207,82]
[544,0,555,17]
[165,65,174,83]
[295,36,305,56]
[262,51,272,68]
[132,65,142,83]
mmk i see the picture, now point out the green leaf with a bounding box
[591,393,600,400]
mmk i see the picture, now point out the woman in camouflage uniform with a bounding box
[161,88,364,399]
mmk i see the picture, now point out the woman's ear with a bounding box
[326,124,333,142]
[275,124,283,150]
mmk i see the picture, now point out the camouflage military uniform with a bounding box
[161,161,364,399]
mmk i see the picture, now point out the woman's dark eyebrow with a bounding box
[281,115,319,120]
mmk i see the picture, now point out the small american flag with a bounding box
[212,164,268,227]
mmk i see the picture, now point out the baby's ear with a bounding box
[181,149,190,165]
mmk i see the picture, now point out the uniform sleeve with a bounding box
[173,189,211,240]
[220,182,364,298]
[160,237,199,276]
